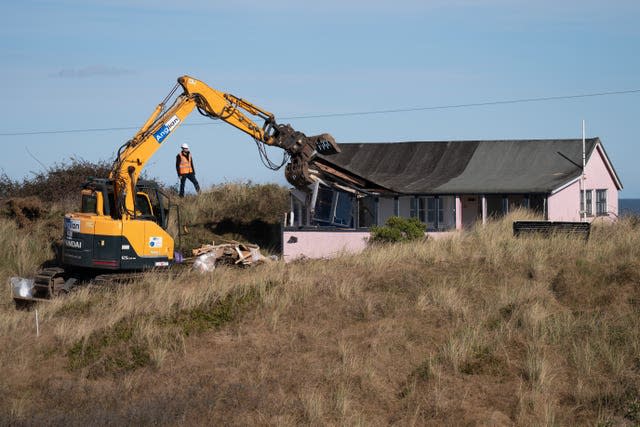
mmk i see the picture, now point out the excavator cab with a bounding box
[62,178,175,272]
[78,179,170,229]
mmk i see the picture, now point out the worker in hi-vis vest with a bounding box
[176,143,201,197]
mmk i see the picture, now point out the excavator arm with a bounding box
[110,75,340,219]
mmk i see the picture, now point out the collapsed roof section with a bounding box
[312,138,619,195]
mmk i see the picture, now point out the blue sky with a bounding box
[2,0,639,195]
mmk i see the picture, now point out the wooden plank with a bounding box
[314,162,366,186]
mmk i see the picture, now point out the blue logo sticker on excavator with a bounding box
[153,115,181,143]
[154,126,170,143]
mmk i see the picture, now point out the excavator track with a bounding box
[12,267,68,309]
[13,266,184,309]
[33,267,67,299]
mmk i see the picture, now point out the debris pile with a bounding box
[192,241,268,272]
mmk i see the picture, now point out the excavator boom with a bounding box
[110,75,340,218]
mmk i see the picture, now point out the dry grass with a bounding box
[179,181,288,225]
[170,181,288,253]
[1,211,640,425]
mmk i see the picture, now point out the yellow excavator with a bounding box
[11,75,339,303]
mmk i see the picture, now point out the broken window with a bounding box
[333,192,354,226]
[313,187,355,227]
[314,186,334,223]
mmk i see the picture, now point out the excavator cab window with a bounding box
[81,193,98,214]
[149,189,168,229]
[135,192,155,219]
[134,183,170,229]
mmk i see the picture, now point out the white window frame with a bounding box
[595,189,607,216]
[580,189,593,217]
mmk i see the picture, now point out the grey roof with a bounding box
[318,138,619,194]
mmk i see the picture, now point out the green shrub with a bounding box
[370,216,426,243]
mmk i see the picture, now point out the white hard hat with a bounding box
[181,143,190,150]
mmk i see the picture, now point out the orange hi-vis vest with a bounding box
[178,152,193,175]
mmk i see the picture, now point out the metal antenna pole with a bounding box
[582,120,586,221]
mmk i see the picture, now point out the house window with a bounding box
[529,195,545,215]
[580,190,593,217]
[486,195,504,217]
[596,189,607,216]
[409,196,455,231]
[410,197,426,222]
[508,195,527,211]
[425,197,443,230]
[358,196,376,228]
[426,197,436,225]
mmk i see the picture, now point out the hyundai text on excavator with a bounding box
[11,75,340,304]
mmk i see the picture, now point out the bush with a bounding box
[5,197,46,228]
[370,216,426,243]
[0,158,112,203]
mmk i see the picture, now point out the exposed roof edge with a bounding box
[311,157,395,194]
[551,176,580,195]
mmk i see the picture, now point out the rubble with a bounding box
[191,241,269,272]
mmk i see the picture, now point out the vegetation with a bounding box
[1,202,639,425]
[176,181,288,251]
[370,215,427,243]
[0,158,112,204]
[0,165,638,424]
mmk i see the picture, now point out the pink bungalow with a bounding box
[283,138,622,261]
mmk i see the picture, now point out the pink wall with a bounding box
[282,231,370,261]
[548,144,620,222]
[282,230,457,261]
[548,179,581,221]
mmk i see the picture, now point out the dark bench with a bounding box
[513,221,590,240]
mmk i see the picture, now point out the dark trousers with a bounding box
[179,173,200,197]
